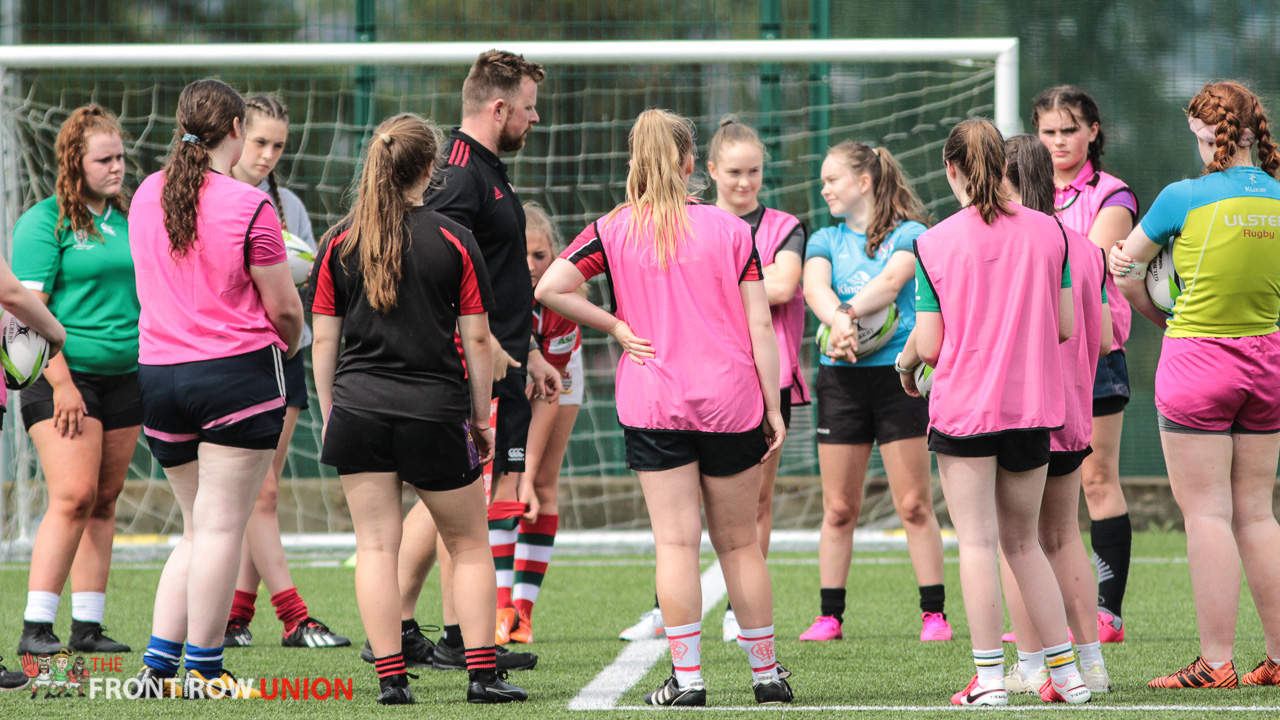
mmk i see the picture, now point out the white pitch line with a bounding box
[606,704,1278,713]
[568,560,727,711]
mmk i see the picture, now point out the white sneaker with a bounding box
[1082,663,1111,693]
[722,610,740,642]
[619,608,665,641]
[1004,661,1048,695]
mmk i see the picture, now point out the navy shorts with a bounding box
[21,370,142,432]
[321,406,482,492]
[284,350,309,409]
[928,428,1051,473]
[624,424,768,477]
[1092,351,1130,416]
[494,374,531,475]
[138,345,287,467]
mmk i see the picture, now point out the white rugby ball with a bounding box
[284,231,315,287]
[914,363,935,399]
[1145,246,1183,316]
[1,312,50,390]
[854,304,900,358]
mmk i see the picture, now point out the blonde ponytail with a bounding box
[610,109,701,269]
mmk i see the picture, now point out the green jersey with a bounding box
[12,196,140,375]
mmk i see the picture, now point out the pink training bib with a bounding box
[563,203,765,433]
[755,207,810,406]
[915,204,1067,437]
[130,171,287,365]
[1053,223,1108,453]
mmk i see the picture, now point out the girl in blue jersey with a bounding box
[800,142,950,643]
[1112,81,1280,689]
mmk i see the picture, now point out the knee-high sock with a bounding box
[1092,514,1131,618]
[513,514,559,618]
[488,501,525,609]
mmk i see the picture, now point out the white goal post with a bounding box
[0,38,1017,550]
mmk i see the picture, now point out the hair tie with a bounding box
[380,133,393,145]
[1188,116,1256,148]
[181,133,202,145]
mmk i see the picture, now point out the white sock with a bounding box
[974,648,1004,683]
[24,591,60,623]
[1207,659,1227,669]
[1271,655,1280,665]
[1076,641,1104,670]
[1045,641,1079,684]
[666,621,703,688]
[1017,649,1045,677]
[736,625,779,681]
[72,592,106,623]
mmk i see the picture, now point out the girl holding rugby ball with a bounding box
[800,141,950,643]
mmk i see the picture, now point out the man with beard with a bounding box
[359,49,551,674]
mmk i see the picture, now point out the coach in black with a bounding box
[393,49,552,672]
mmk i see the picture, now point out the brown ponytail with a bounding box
[827,141,930,257]
[1002,135,1055,214]
[1187,81,1280,178]
[161,79,246,258]
[943,118,1010,225]
[54,104,130,242]
[337,113,441,313]
[244,95,291,232]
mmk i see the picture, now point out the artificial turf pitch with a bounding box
[1,530,1277,718]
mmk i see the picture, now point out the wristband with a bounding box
[893,352,919,375]
[529,338,540,354]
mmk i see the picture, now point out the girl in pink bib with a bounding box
[537,109,792,706]
[1034,86,1138,640]
[996,135,1114,697]
[899,118,1089,706]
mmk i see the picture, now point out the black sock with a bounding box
[1092,513,1132,618]
[442,624,463,648]
[725,598,733,613]
[919,584,945,615]
[819,588,846,623]
[653,593,660,610]
[401,618,419,635]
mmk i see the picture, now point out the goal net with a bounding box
[0,39,1017,548]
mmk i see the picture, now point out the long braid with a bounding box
[266,170,288,233]
[1251,95,1280,178]
[1211,92,1243,175]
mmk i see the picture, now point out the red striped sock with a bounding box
[374,653,406,679]
[488,501,524,610]
[513,513,558,618]
[271,587,309,635]
[666,621,703,688]
[465,646,497,671]
[229,590,257,625]
[736,625,778,679]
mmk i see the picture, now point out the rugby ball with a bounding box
[914,362,935,399]
[816,322,834,356]
[854,304,900,358]
[1145,246,1183,316]
[1,312,50,390]
[284,231,315,287]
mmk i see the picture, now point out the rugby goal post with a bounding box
[0,38,1017,550]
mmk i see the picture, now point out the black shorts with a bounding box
[138,345,286,468]
[1092,351,1130,416]
[815,364,928,445]
[284,350,309,409]
[21,369,142,432]
[779,389,792,430]
[321,406,482,492]
[624,424,767,477]
[494,374,531,475]
[928,428,1052,473]
[1048,446,1093,477]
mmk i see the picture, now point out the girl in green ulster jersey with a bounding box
[13,105,138,656]
[222,95,349,651]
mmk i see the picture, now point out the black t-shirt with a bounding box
[739,205,807,262]
[425,129,532,369]
[309,206,494,422]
